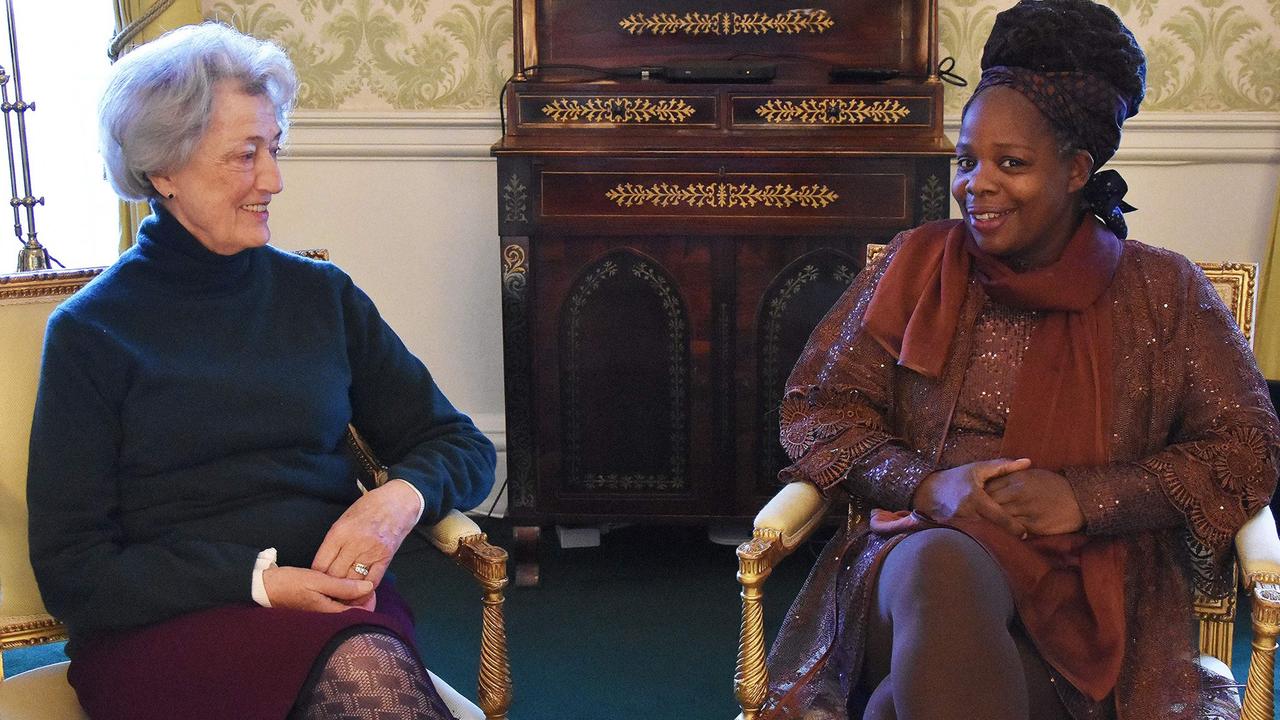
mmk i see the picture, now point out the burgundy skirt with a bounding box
[67,581,418,720]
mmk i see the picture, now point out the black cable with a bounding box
[523,63,639,80]
[727,51,827,67]
[937,56,968,87]
[483,476,509,518]
[498,74,513,137]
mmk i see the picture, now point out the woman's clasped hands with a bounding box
[910,458,1086,538]
[262,479,422,612]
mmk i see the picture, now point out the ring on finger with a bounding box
[351,562,371,577]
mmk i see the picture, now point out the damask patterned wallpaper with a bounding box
[204,0,1279,113]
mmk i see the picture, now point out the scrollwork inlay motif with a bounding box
[755,98,911,125]
[502,174,528,224]
[562,255,690,493]
[502,244,527,294]
[606,182,838,210]
[618,9,833,36]
[563,261,621,489]
[920,174,948,222]
[500,242,533,509]
[541,97,696,124]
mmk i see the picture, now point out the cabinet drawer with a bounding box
[729,93,935,130]
[507,85,943,138]
[537,167,911,232]
[516,92,719,130]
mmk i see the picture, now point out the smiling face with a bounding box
[148,80,283,256]
[952,86,1093,269]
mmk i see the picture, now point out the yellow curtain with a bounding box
[1257,182,1280,378]
[109,0,203,253]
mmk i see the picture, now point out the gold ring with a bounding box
[351,562,371,577]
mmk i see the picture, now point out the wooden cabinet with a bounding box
[492,0,953,567]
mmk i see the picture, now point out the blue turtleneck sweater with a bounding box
[27,204,495,641]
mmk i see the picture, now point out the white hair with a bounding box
[98,22,297,200]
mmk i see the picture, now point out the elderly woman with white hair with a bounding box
[25,22,494,720]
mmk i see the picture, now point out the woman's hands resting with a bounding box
[986,468,1086,536]
[264,480,421,612]
[911,458,1086,538]
[261,566,374,612]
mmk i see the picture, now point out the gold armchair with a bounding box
[733,256,1280,720]
[0,265,512,720]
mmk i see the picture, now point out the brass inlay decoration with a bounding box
[502,244,527,292]
[503,173,528,223]
[619,9,833,36]
[919,174,947,222]
[606,182,838,210]
[541,97,696,124]
[563,259,619,490]
[755,98,911,125]
[563,255,689,493]
[500,242,534,510]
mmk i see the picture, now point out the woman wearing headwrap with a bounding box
[760,1,1279,719]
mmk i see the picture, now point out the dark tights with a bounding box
[860,529,1070,720]
[291,631,458,720]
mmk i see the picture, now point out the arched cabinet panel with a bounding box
[752,249,860,495]
[558,250,691,494]
[527,236,716,518]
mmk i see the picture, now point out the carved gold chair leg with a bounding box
[1242,577,1280,720]
[453,533,513,720]
[736,529,785,720]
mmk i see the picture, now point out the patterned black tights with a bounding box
[292,631,458,720]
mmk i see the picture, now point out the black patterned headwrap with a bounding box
[964,65,1137,238]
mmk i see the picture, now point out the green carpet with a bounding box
[394,521,813,719]
[5,521,1276,718]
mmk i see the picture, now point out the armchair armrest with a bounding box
[736,482,832,720]
[1236,507,1280,584]
[1235,507,1280,720]
[346,425,511,720]
[415,512,512,720]
[424,510,484,555]
[754,481,832,552]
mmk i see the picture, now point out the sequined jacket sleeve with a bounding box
[1063,248,1278,555]
[778,232,935,508]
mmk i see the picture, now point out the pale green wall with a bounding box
[206,0,1279,112]
[204,0,513,110]
[941,0,1280,113]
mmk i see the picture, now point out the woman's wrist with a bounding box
[251,547,278,607]
[388,478,426,524]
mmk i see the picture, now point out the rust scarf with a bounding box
[863,216,1127,701]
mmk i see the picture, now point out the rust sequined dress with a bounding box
[763,222,1279,720]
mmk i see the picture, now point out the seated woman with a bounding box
[761,2,1279,719]
[26,22,495,720]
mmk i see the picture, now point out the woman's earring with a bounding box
[166,193,174,199]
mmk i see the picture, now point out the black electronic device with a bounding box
[664,61,777,83]
[828,67,901,83]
